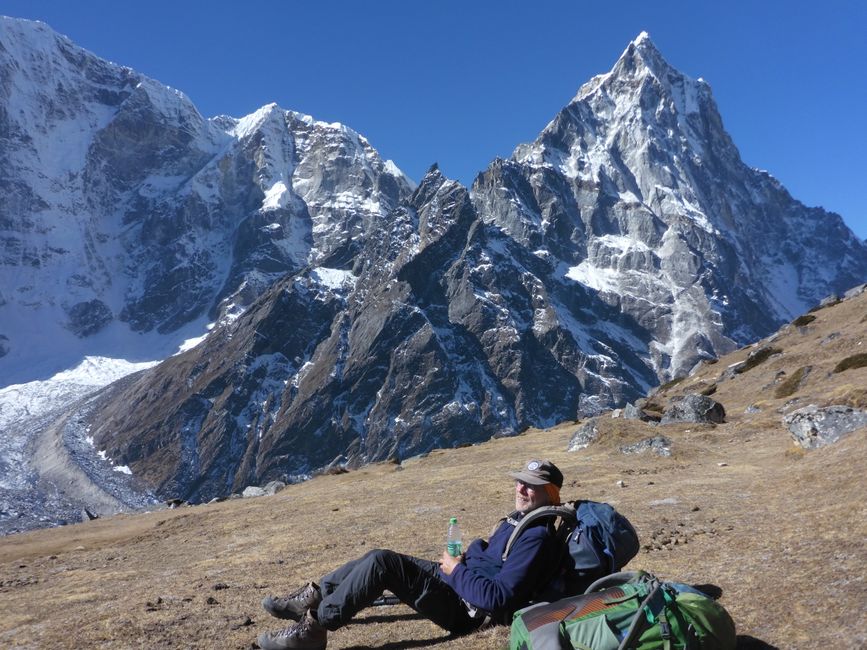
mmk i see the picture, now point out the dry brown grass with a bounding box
[2,293,866,649]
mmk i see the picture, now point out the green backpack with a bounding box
[510,571,737,650]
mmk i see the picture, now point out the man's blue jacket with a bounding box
[440,512,556,617]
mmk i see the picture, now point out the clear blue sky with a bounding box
[4,1,866,239]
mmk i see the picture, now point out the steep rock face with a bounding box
[0,17,412,383]
[4,21,867,507]
[472,33,867,378]
[90,168,656,500]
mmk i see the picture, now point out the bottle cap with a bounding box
[449,517,458,524]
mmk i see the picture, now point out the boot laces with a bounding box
[277,615,313,639]
[289,582,317,603]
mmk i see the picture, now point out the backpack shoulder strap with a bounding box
[501,503,577,562]
[489,510,522,538]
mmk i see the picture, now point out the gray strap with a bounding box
[583,570,646,594]
[617,579,664,650]
[501,505,576,562]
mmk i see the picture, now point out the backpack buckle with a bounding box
[659,618,672,639]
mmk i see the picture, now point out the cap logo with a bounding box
[527,461,540,471]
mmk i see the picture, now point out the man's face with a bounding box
[514,480,550,513]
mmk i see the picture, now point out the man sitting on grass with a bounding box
[256,459,564,650]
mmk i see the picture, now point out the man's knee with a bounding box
[360,548,396,569]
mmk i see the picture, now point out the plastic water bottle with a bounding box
[446,517,462,556]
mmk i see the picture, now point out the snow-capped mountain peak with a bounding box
[488,32,867,378]
[0,16,414,387]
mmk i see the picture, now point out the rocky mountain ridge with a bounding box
[1,19,866,516]
[0,16,413,383]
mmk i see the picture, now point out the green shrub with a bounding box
[774,366,809,399]
[792,314,816,327]
[737,346,782,374]
[642,399,665,415]
[658,375,686,391]
[833,353,867,374]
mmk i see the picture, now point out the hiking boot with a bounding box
[262,582,322,620]
[257,609,327,650]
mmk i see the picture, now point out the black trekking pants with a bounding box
[316,548,480,634]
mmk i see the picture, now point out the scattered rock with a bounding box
[661,394,726,424]
[620,435,672,457]
[165,498,187,508]
[262,481,286,495]
[817,294,841,309]
[81,508,99,521]
[610,408,623,419]
[213,583,229,591]
[206,596,219,605]
[567,419,599,452]
[231,617,254,630]
[624,402,660,422]
[616,480,626,488]
[242,480,287,498]
[784,405,867,449]
[844,283,866,299]
[717,462,728,467]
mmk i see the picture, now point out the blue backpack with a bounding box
[503,500,640,601]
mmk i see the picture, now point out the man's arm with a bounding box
[440,525,550,613]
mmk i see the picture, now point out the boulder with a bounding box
[241,486,267,498]
[620,435,672,456]
[624,402,660,422]
[661,394,726,424]
[261,480,286,496]
[818,294,841,308]
[783,405,867,449]
[567,419,599,452]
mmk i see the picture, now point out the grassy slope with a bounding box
[1,292,866,649]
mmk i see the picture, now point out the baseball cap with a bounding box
[509,459,563,489]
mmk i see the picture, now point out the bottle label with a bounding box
[447,541,462,557]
